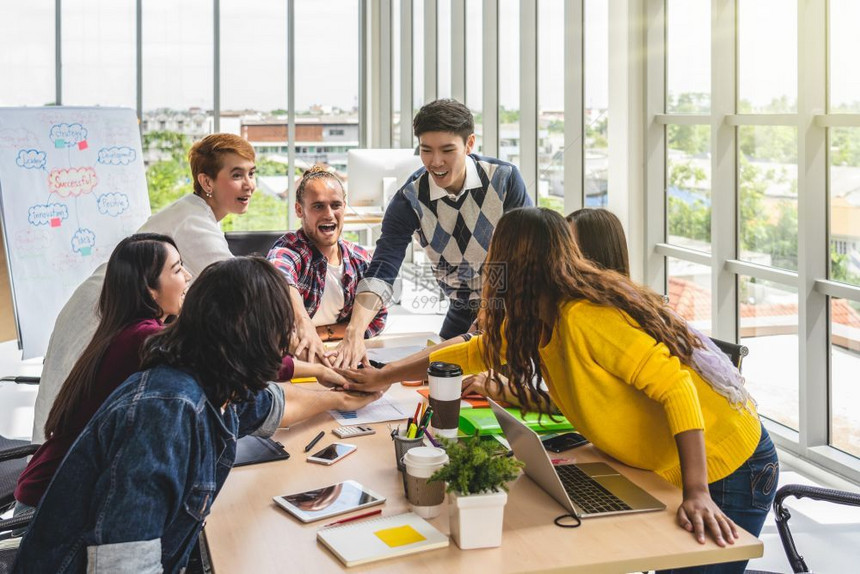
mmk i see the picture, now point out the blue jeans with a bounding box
[660,425,779,574]
[11,501,35,537]
[439,299,479,339]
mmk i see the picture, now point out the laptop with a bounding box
[488,398,665,518]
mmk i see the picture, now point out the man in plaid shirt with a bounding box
[267,166,387,363]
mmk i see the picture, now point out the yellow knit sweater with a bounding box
[431,299,762,488]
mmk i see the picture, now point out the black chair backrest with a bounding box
[225,231,285,257]
[708,337,749,371]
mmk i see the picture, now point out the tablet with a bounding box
[273,480,385,523]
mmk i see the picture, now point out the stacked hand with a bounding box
[332,363,389,393]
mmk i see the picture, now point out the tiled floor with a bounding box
[2,280,858,571]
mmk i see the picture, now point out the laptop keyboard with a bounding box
[555,464,632,514]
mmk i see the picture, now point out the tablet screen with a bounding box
[274,480,385,522]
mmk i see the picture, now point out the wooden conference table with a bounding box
[204,334,763,573]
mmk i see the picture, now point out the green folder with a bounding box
[458,407,574,436]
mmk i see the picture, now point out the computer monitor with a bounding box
[346,148,424,214]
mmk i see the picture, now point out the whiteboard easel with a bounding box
[0,107,150,359]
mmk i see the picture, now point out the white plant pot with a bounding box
[448,490,508,549]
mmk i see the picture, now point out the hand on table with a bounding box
[461,372,491,397]
[677,491,739,547]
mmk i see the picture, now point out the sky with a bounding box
[3,1,859,114]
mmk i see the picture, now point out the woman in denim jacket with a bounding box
[14,257,379,573]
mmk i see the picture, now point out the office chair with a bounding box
[0,512,32,573]
[224,231,284,257]
[708,337,749,371]
[745,484,860,574]
[0,436,39,516]
[0,437,39,573]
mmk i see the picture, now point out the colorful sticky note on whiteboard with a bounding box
[79,247,92,256]
[50,217,61,227]
[374,525,426,548]
[78,140,88,150]
[54,139,66,148]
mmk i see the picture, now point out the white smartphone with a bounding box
[306,442,357,465]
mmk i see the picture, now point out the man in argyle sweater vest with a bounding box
[331,99,531,368]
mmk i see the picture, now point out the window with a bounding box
[142,0,214,215]
[537,0,564,213]
[465,0,482,154]
[0,0,55,106]
[650,0,860,478]
[62,0,135,108]
[497,0,519,166]
[664,0,710,249]
[584,0,609,209]
[828,0,860,459]
[220,0,289,233]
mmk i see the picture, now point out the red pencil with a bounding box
[322,508,382,528]
[411,401,422,426]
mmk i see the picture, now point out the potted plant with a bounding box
[428,436,524,549]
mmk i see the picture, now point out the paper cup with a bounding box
[403,446,449,518]
[428,362,462,439]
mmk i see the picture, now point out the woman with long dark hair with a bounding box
[565,207,630,276]
[15,257,381,573]
[14,233,190,514]
[339,208,777,574]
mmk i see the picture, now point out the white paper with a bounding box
[328,395,417,425]
[366,345,427,364]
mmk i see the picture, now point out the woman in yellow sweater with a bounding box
[339,208,777,573]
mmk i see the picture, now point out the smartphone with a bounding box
[541,432,589,453]
[306,442,357,465]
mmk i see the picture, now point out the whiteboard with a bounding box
[0,107,150,359]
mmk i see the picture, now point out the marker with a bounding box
[423,429,442,448]
[322,508,382,528]
[303,431,325,453]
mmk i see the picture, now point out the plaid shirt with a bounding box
[267,229,387,338]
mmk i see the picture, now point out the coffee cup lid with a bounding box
[428,361,462,377]
[403,446,448,466]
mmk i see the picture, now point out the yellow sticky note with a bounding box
[374,525,426,548]
[289,377,317,384]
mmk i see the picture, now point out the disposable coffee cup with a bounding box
[428,361,463,439]
[403,446,449,518]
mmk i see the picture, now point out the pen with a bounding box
[303,430,325,453]
[322,508,382,528]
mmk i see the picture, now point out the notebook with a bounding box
[316,511,449,567]
[458,407,574,436]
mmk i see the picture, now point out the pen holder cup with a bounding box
[393,434,424,473]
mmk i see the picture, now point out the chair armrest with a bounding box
[773,484,860,573]
[0,444,40,464]
[0,511,33,538]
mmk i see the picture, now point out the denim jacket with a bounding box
[14,365,285,574]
